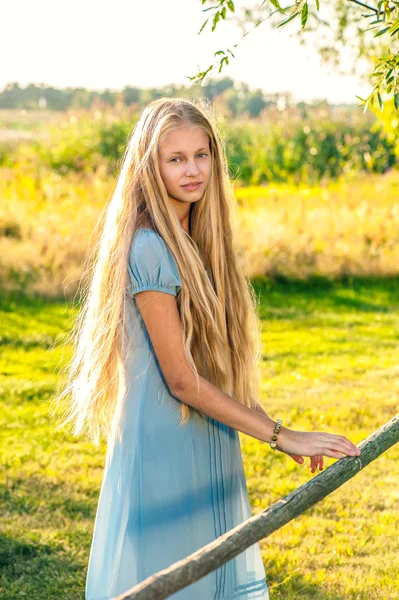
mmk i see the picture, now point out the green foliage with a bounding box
[369,95,399,162]
[2,105,396,184]
[225,113,396,185]
[29,110,134,175]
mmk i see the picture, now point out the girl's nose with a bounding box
[185,160,200,176]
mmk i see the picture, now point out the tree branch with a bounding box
[347,0,379,13]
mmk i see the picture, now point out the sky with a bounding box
[1,0,371,104]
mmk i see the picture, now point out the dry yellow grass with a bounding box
[235,170,399,279]
[1,166,399,296]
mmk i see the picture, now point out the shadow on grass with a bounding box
[2,274,399,310]
[0,473,99,522]
[252,274,399,318]
[0,288,75,348]
[0,534,86,600]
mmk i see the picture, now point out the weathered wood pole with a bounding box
[112,413,399,600]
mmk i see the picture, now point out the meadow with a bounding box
[1,103,398,295]
[1,276,398,599]
[1,164,399,296]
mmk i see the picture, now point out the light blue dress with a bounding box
[85,228,270,600]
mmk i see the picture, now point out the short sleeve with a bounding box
[127,229,182,297]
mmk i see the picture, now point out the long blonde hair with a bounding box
[51,97,262,446]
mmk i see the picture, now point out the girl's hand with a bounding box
[310,455,324,473]
[286,452,305,466]
[275,427,360,461]
[285,452,324,472]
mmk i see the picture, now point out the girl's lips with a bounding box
[182,182,202,190]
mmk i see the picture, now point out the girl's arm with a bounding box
[174,373,282,445]
[254,401,271,419]
[134,289,280,444]
[134,290,360,459]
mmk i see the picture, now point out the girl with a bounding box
[53,97,360,600]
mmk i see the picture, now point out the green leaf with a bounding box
[277,10,300,28]
[315,0,320,10]
[211,11,221,32]
[355,95,366,103]
[388,21,399,35]
[377,91,383,110]
[227,0,235,11]
[221,6,226,19]
[214,50,225,56]
[269,0,284,11]
[198,18,209,35]
[301,2,309,28]
[394,91,399,110]
[218,56,229,73]
[374,26,390,37]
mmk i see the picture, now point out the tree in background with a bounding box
[193,0,399,111]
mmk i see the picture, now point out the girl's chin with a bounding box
[175,191,205,203]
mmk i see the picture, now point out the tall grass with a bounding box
[235,170,399,279]
[1,165,398,296]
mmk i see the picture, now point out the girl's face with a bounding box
[157,124,212,206]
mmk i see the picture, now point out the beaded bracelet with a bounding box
[270,418,282,450]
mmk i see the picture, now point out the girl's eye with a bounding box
[170,153,208,163]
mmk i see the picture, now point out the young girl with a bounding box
[54,97,360,600]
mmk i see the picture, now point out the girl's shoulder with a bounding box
[134,226,162,239]
[131,227,171,256]
[128,228,181,296]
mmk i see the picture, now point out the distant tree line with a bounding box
[0,78,357,119]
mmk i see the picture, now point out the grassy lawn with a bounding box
[1,277,398,599]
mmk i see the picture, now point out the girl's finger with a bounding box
[318,437,359,457]
[320,434,359,455]
[288,454,304,464]
[335,434,359,453]
[322,448,348,459]
[313,456,322,471]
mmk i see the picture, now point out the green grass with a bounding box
[244,276,399,599]
[1,277,398,599]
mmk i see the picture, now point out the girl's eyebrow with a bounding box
[167,147,209,155]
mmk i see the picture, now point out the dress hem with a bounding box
[86,577,269,600]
